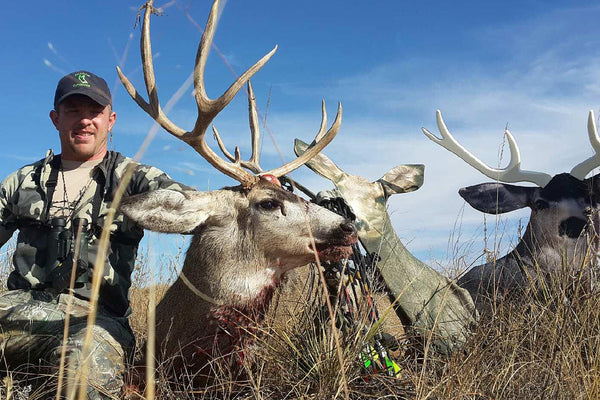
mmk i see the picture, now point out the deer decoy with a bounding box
[294,139,478,354]
[423,110,600,312]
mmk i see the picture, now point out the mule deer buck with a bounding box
[294,140,478,354]
[117,0,357,379]
[423,110,600,312]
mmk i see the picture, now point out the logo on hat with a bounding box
[74,72,91,88]
[54,70,112,109]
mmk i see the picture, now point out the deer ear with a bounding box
[459,183,537,214]
[378,164,425,197]
[294,138,345,183]
[120,189,223,233]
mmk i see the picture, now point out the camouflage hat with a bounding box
[54,71,112,109]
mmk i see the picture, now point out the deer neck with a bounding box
[333,180,476,333]
[335,182,421,268]
[156,229,281,368]
[335,183,438,301]
[181,226,282,305]
[500,220,599,274]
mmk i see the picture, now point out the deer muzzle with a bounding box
[558,217,588,239]
[315,220,357,261]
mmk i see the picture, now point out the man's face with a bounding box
[50,94,116,161]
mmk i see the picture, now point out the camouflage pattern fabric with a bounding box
[0,150,191,317]
[0,149,191,398]
[0,289,135,399]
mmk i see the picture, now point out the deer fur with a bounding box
[118,0,357,383]
[120,179,357,377]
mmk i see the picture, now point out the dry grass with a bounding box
[127,231,600,399]
[1,232,600,399]
[412,266,600,399]
[123,246,600,400]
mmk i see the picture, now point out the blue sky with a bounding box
[2,0,600,272]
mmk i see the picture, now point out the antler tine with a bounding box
[570,110,600,180]
[212,127,237,162]
[247,81,261,167]
[192,0,277,138]
[314,100,328,142]
[117,1,186,137]
[118,0,281,187]
[186,0,276,185]
[212,81,263,174]
[422,110,552,187]
[265,102,342,178]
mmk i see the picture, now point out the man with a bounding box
[0,71,190,399]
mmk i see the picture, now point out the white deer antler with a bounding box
[118,0,341,188]
[422,110,552,187]
[570,111,600,180]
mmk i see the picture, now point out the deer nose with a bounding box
[558,217,587,238]
[340,221,357,236]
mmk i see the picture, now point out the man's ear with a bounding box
[49,110,59,130]
[378,164,425,197]
[108,110,117,131]
[459,182,537,214]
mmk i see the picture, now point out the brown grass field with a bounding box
[1,233,600,399]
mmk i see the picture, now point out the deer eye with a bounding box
[258,200,280,211]
[534,199,549,210]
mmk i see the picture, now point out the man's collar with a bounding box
[45,150,117,179]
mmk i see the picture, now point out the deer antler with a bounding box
[117,0,276,187]
[570,111,600,180]
[212,81,263,175]
[212,82,342,178]
[422,110,552,187]
[118,0,341,186]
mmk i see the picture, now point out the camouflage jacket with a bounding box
[0,150,190,317]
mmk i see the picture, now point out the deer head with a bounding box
[423,110,600,308]
[294,139,424,243]
[117,0,357,374]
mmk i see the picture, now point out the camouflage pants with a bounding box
[0,289,135,400]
